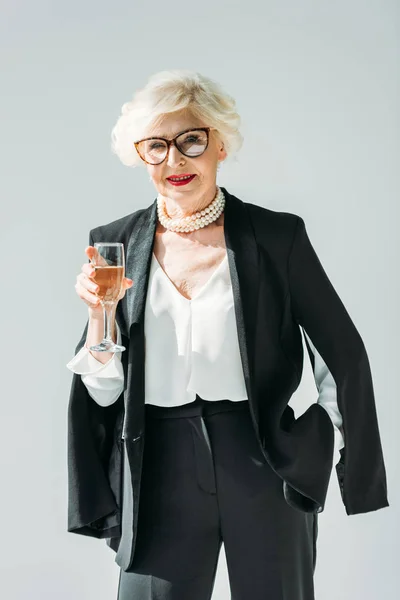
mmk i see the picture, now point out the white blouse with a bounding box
[67,251,344,464]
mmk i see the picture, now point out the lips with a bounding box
[167,174,196,186]
[167,174,195,181]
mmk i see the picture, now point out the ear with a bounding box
[219,142,227,162]
[212,130,227,162]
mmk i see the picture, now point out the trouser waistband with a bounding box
[145,395,249,419]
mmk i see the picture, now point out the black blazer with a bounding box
[67,186,389,571]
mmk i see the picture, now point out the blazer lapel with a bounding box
[222,188,260,421]
[120,187,260,420]
[123,199,158,332]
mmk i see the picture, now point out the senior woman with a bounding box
[66,70,389,600]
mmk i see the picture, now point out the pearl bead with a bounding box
[156,187,225,233]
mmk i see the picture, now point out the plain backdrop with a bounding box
[0,1,398,599]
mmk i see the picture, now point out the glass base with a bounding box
[89,340,126,353]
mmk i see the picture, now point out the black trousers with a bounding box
[117,397,318,600]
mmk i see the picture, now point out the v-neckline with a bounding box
[152,252,228,302]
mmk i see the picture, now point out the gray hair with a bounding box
[111,69,243,168]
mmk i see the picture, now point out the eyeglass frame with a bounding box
[133,126,216,165]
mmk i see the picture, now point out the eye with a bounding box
[149,141,165,150]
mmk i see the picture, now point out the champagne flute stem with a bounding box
[102,301,117,342]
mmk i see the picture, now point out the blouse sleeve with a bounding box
[66,321,124,407]
[302,329,344,466]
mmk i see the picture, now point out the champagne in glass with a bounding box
[89,242,126,352]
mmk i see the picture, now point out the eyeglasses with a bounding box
[134,127,214,165]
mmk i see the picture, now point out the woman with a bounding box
[66,70,389,600]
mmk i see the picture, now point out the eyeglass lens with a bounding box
[137,129,208,164]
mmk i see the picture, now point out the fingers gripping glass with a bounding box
[134,127,213,165]
[88,243,126,353]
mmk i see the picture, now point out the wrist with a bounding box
[88,308,104,321]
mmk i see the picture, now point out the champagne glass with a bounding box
[88,243,126,352]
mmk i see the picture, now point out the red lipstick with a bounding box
[166,174,196,186]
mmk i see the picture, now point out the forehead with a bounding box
[145,111,205,138]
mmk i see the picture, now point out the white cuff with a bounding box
[318,403,345,466]
[66,345,123,376]
[333,425,345,465]
[66,320,123,376]
[81,369,124,406]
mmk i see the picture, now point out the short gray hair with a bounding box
[111,69,243,168]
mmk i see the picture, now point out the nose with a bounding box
[166,143,185,167]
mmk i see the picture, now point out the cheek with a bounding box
[193,153,216,174]
[148,167,160,182]
[149,169,166,189]
[202,156,218,174]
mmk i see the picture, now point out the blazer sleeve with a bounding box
[66,229,125,540]
[288,216,389,515]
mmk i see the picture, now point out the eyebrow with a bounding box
[144,127,200,140]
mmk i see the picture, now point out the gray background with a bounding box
[1,1,398,598]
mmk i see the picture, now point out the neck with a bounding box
[160,185,218,220]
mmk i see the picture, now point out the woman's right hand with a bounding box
[75,246,134,319]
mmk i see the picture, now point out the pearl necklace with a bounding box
[157,186,225,233]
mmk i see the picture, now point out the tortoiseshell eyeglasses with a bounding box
[134,127,215,165]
